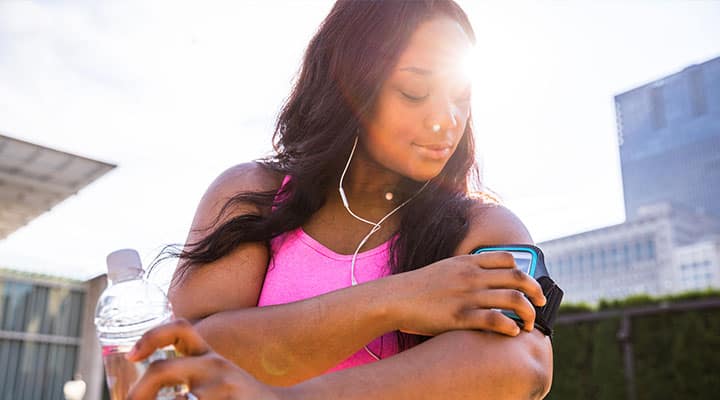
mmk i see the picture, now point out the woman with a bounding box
[132,1,553,398]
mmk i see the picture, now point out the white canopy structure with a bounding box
[0,133,115,240]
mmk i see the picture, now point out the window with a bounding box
[577,254,584,274]
[689,67,707,116]
[623,244,630,264]
[647,239,656,260]
[635,242,644,261]
[650,84,667,130]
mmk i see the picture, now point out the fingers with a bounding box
[456,253,547,334]
[126,356,209,400]
[458,256,546,307]
[469,289,536,332]
[466,251,517,269]
[460,308,523,336]
[476,268,546,307]
[127,319,210,362]
[128,354,267,400]
[466,252,547,304]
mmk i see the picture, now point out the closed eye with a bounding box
[401,91,428,102]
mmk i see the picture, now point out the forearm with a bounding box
[194,276,397,386]
[278,329,553,400]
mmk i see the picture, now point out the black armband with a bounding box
[470,244,564,337]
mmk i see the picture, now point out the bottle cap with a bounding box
[106,249,144,283]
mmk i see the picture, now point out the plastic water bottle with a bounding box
[94,249,185,399]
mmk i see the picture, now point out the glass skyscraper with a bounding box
[615,56,720,220]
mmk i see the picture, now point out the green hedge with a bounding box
[549,293,720,399]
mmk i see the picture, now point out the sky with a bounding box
[0,0,719,283]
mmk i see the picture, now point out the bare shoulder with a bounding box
[212,161,284,192]
[453,200,534,256]
[201,161,284,216]
[168,162,284,319]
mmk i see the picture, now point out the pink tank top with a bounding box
[257,177,399,373]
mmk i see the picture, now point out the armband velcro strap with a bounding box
[533,276,563,337]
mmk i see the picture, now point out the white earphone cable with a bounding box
[338,136,430,360]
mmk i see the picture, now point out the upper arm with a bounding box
[168,162,283,321]
[450,201,553,397]
[453,202,534,256]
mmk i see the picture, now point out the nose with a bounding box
[424,96,459,133]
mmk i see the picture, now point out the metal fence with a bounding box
[0,277,86,400]
[554,297,720,400]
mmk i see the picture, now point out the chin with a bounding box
[404,164,446,183]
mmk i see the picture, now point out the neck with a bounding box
[337,145,404,209]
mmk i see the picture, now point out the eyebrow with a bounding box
[398,66,433,76]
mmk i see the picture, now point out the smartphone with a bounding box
[470,245,549,323]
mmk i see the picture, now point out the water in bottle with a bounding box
[94,249,185,399]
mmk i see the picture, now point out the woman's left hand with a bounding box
[126,319,284,400]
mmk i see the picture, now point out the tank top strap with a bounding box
[272,175,292,212]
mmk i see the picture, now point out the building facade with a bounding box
[674,237,720,293]
[543,56,720,304]
[540,203,720,304]
[0,269,105,400]
[615,56,720,220]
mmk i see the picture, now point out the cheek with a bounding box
[365,130,409,165]
[368,101,418,144]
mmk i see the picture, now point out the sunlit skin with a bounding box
[128,13,553,400]
[306,17,474,255]
[356,16,473,184]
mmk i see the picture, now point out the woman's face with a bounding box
[362,16,473,182]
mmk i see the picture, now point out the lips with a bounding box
[412,142,453,160]
[415,143,452,150]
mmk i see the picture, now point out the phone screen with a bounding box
[510,251,533,275]
[471,248,537,277]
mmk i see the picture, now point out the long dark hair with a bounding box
[163,0,480,351]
